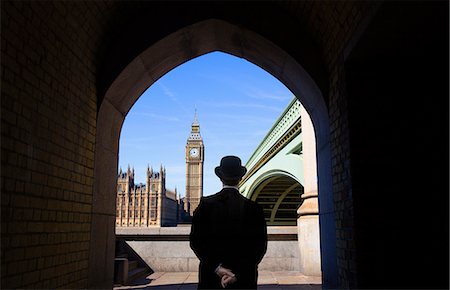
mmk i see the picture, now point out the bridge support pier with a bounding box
[298,197,321,276]
[297,106,321,276]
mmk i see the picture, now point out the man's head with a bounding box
[215,156,247,186]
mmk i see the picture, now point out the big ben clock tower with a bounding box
[185,111,204,217]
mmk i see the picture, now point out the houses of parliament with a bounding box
[115,113,204,227]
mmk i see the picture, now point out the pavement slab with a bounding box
[114,271,321,290]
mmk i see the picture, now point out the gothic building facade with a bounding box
[116,165,178,227]
[116,112,205,226]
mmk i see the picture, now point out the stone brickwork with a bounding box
[280,2,378,287]
[1,1,110,288]
[1,1,386,289]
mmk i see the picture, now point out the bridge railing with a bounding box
[244,98,302,173]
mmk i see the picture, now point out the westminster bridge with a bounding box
[239,98,321,276]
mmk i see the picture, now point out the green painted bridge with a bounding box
[239,98,321,275]
[240,98,309,226]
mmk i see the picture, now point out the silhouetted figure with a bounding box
[190,156,268,289]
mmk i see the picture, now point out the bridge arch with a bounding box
[244,169,301,200]
[92,18,336,287]
[247,172,304,226]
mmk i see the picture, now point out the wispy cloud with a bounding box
[120,136,181,151]
[159,82,175,98]
[132,112,179,122]
[209,101,283,113]
[202,113,274,125]
[119,142,151,151]
[158,82,189,114]
[196,72,235,84]
[121,137,155,143]
[121,134,182,144]
[244,88,293,101]
[197,72,293,102]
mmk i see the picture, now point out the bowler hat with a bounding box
[215,156,247,180]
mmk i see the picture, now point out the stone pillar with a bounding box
[297,106,322,276]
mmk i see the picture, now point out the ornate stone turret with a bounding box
[188,110,202,141]
[118,165,134,192]
[146,165,153,179]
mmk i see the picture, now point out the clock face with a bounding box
[189,148,199,157]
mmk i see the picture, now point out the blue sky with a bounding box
[119,52,294,197]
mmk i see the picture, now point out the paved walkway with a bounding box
[114,271,321,290]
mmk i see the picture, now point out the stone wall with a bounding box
[0,1,375,287]
[117,226,302,272]
[5,1,443,289]
[0,1,111,288]
[0,1,372,287]
[279,2,379,287]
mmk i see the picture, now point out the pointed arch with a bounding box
[91,19,337,288]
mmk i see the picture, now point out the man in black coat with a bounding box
[190,156,268,289]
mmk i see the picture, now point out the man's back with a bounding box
[190,188,267,289]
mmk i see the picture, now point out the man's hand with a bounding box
[221,274,237,288]
[215,265,237,288]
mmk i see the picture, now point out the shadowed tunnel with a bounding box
[1,1,448,289]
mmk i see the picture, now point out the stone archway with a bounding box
[91,19,337,288]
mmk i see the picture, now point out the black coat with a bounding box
[190,188,268,289]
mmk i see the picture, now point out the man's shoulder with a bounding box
[200,191,222,203]
[233,192,265,213]
[236,195,264,214]
[201,189,261,209]
[201,189,243,204]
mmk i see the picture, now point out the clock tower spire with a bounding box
[185,110,204,217]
